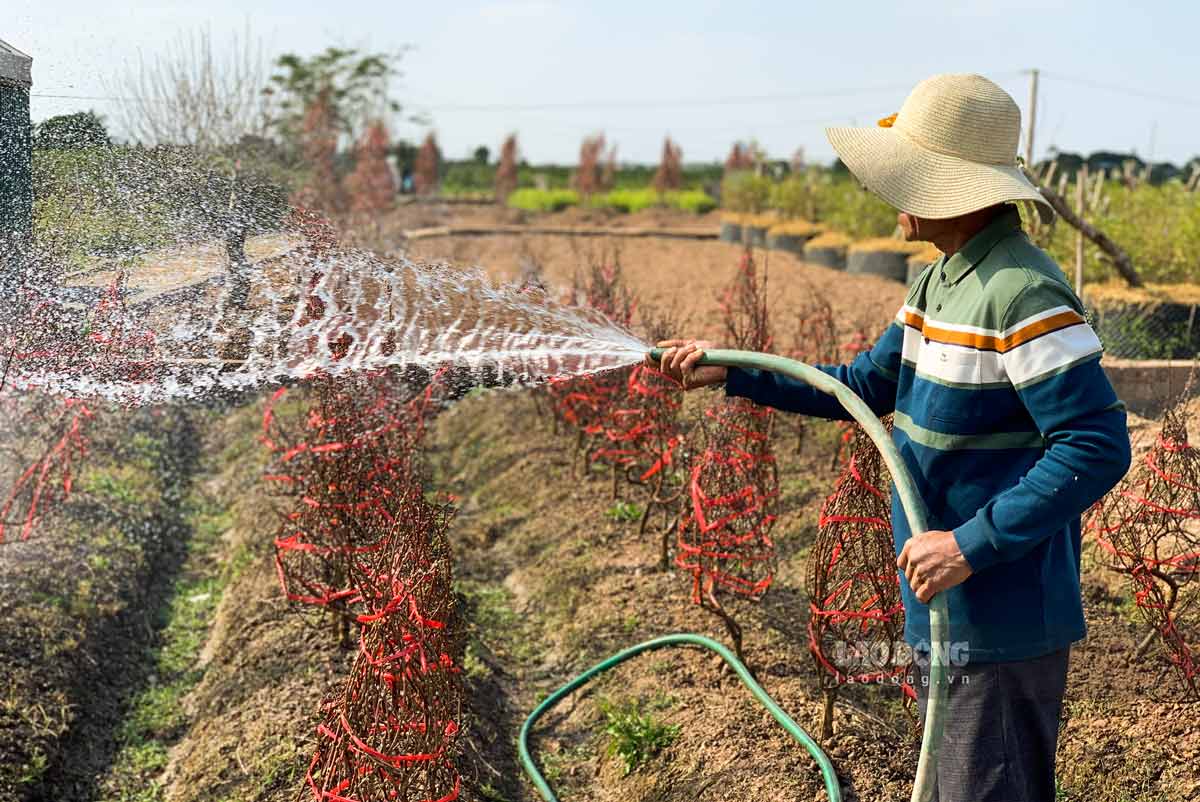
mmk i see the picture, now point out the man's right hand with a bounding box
[649,339,727,390]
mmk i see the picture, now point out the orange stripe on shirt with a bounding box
[901,309,1085,353]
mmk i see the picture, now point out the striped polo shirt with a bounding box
[727,206,1131,662]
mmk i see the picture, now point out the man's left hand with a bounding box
[897,530,973,604]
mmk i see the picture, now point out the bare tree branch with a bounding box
[106,25,273,149]
[1022,165,1144,289]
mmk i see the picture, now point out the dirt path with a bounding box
[406,233,906,344]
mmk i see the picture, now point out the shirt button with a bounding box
[941,272,947,282]
[936,304,942,312]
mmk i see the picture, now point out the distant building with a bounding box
[0,36,33,289]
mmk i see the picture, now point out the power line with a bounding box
[30,93,147,102]
[34,73,1038,114]
[1041,72,1200,109]
[408,83,923,113]
[29,80,934,111]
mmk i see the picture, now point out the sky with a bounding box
[5,1,1199,167]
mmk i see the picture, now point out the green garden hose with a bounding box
[520,348,948,802]
[518,633,841,801]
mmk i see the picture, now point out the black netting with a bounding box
[1089,302,1200,360]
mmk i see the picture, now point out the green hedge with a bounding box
[731,169,1200,281]
[813,175,898,239]
[441,161,722,193]
[769,175,814,220]
[507,188,580,212]
[721,170,896,239]
[592,188,659,213]
[721,171,772,214]
[507,186,716,215]
[666,190,717,214]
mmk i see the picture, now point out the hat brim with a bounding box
[825,126,1054,224]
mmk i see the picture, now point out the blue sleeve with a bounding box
[723,322,903,420]
[953,357,1131,572]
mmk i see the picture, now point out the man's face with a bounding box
[897,211,949,243]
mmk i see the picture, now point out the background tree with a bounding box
[32,111,110,150]
[494,134,519,203]
[576,134,608,197]
[601,144,618,192]
[265,46,411,149]
[652,137,682,194]
[346,121,396,218]
[724,141,756,174]
[414,133,441,196]
[110,26,271,149]
[473,145,490,165]
[294,89,345,213]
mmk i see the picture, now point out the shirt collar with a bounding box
[941,205,1023,285]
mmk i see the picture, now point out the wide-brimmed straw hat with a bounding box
[826,73,1053,223]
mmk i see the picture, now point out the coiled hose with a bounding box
[520,349,949,802]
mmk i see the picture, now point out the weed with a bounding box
[479,782,517,802]
[17,749,48,787]
[606,500,643,523]
[597,698,680,775]
[541,742,592,784]
[647,691,676,711]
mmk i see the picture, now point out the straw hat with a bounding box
[826,73,1053,223]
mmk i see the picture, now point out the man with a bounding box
[654,74,1130,802]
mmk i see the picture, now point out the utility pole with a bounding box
[1025,68,1039,168]
[1075,164,1087,296]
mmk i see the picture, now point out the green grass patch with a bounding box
[80,464,160,511]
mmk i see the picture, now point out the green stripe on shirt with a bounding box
[893,410,1045,451]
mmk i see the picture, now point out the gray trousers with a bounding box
[912,647,1069,802]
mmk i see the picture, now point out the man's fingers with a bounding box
[896,541,910,570]
[670,343,696,374]
[915,582,933,604]
[659,347,677,374]
[681,347,706,374]
[656,339,688,348]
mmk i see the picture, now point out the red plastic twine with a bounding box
[809,448,908,686]
[676,399,778,604]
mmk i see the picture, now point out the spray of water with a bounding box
[0,248,650,406]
